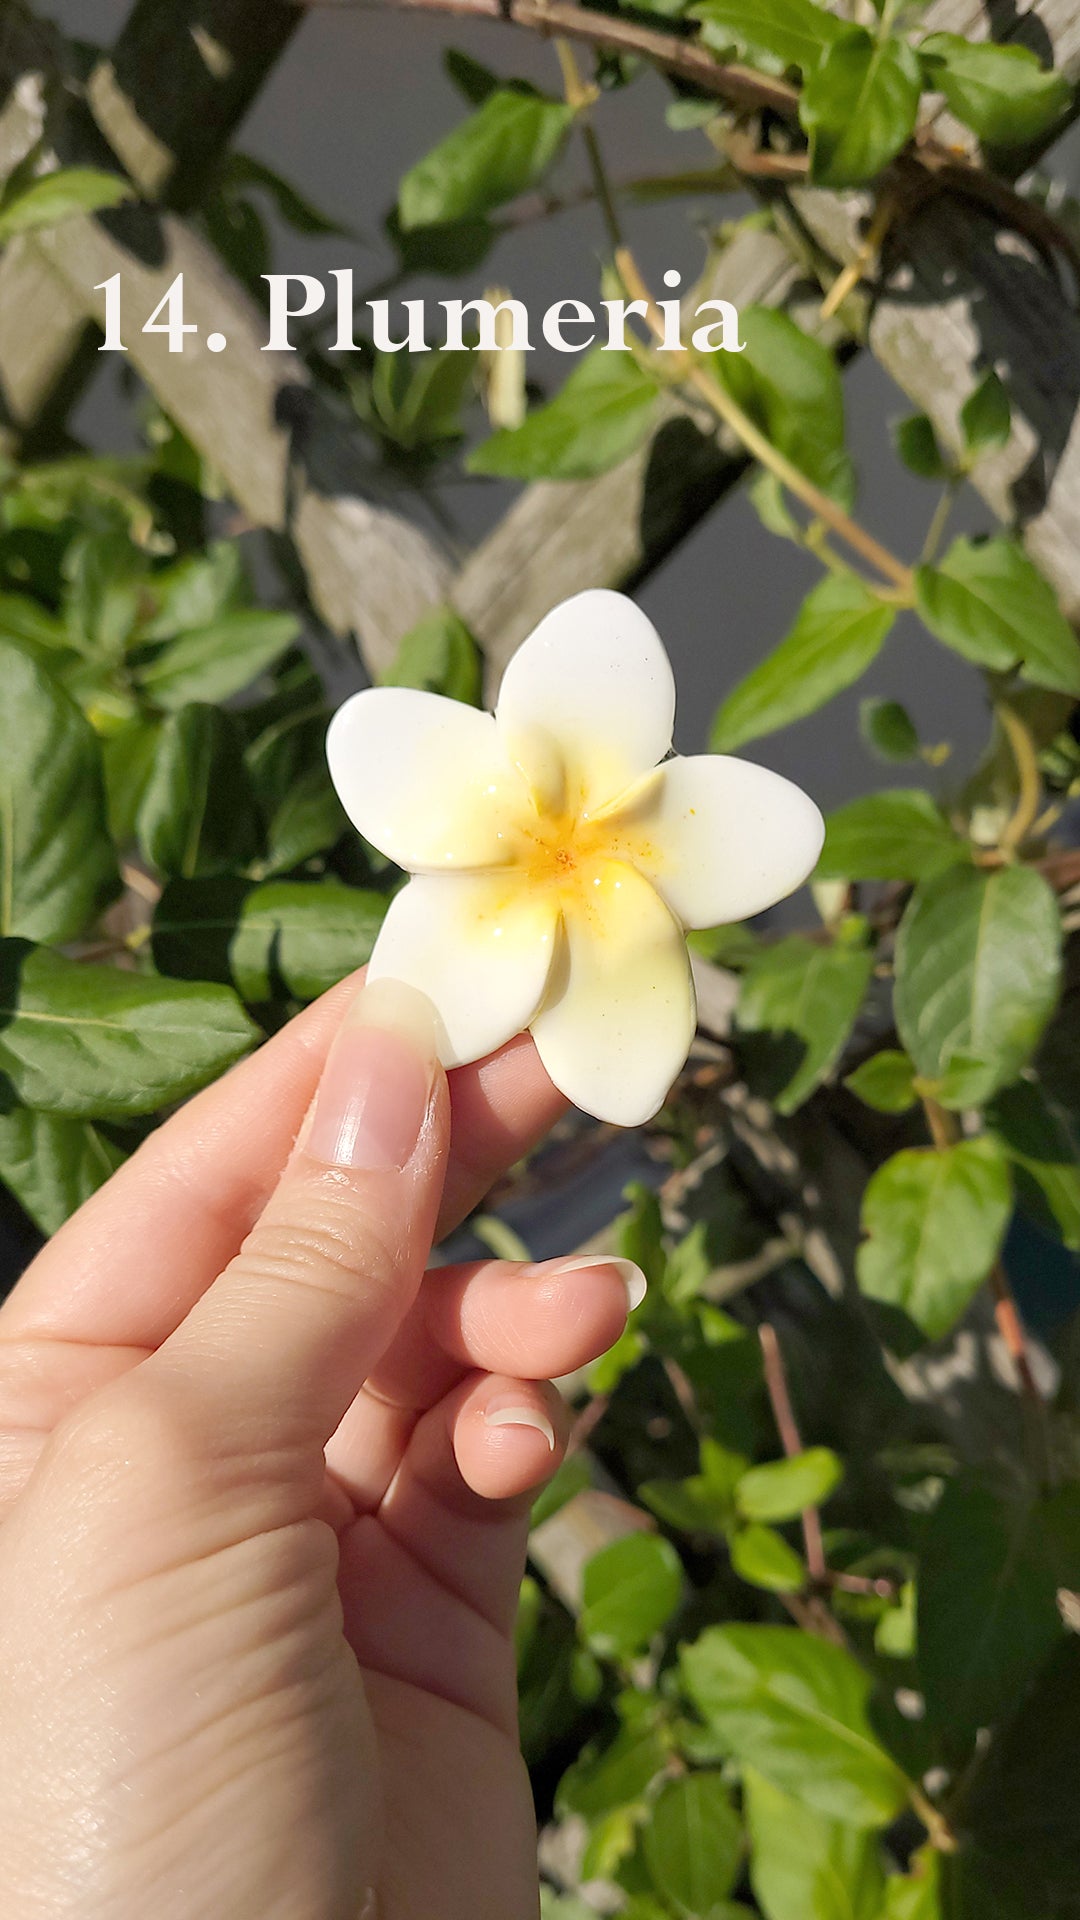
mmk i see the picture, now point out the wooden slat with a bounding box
[455,227,839,696]
[790,0,1080,616]
[0,4,452,671]
[0,0,302,435]
[454,0,1080,683]
[28,204,454,664]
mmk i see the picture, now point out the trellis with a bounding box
[2,0,1080,691]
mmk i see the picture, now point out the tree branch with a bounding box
[294,0,800,118]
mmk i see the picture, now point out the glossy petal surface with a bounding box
[326,688,527,871]
[530,861,695,1125]
[609,752,825,928]
[495,589,675,814]
[367,871,558,1067]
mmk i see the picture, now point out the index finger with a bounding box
[0,969,567,1349]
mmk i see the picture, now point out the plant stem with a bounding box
[556,37,626,256]
[921,1096,957,1152]
[758,1322,827,1584]
[819,189,897,323]
[496,165,736,230]
[613,244,913,594]
[997,702,1044,852]
[910,1782,957,1853]
[919,480,959,566]
[989,1260,1055,1489]
[301,0,802,117]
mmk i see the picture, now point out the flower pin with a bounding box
[327,590,823,1125]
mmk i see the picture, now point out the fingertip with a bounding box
[424,1255,635,1381]
[454,1376,568,1500]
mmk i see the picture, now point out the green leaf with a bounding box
[223,154,349,237]
[135,610,299,709]
[0,167,133,241]
[680,1625,909,1827]
[0,1105,124,1235]
[101,715,163,846]
[469,349,660,481]
[730,1523,806,1592]
[800,29,922,189]
[845,1051,918,1114]
[737,1449,843,1523]
[893,414,949,481]
[616,1180,668,1288]
[918,1475,1080,1754]
[152,877,387,1003]
[716,308,854,507]
[691,0,844,76]
[875,1581,916,1659]
[364,345,474,452]
[530,1451,593,1531]
[63,529,146,661]
[961,1638,1080,1915]
[640,1439,749,1535]
[878,1854,940,1920]
[382,604,481,704]
[580,1532,683,1659]
[398,91,572,227]
[0,589,75,655]
[712,575,894,752]
[385,206,495,277]
[642,1773,742,1914]
[817,790,968,882]
[540,1890,598,1920]
[203,188,271,294]
[987,1079,1080,1250]
[745,1767,886,1920]
[0,641,120,941]
[855,1137,1013,1340]
[929,1051,1001,1110]
[959,370,1011,456]
[244,695,346,876]
[557,1719,668,1819]
[919,34,1071,149]
[142,541,247,641]
[0,939,257,1120]
[915,537,1080,696]
[859,697,920,762]
[894,865,1062,1095]
[444,48,502,105]
[138,705,262,880]
[737,934,875,1114]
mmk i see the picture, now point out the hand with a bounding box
[0,973,641,1920]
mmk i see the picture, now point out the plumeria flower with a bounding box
[327,590,823,1126]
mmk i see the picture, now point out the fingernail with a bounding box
[306,978,439,1171]
[483,1402,557,1451]
[530,1254,648,1314]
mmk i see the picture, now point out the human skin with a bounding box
[0,970,639,1919]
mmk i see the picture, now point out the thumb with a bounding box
[147,976,448,1451]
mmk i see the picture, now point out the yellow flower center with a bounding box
[509,763,665,910]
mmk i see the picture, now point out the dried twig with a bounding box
[757,1322,826,1584]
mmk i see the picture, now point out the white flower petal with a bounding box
[326,688,528,872]
[530,861,695,1126]
[496,589,675,814]
[607,753,824,929]
[367,872,558,1068]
